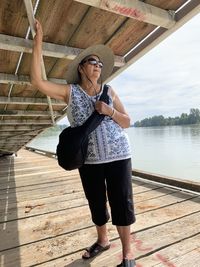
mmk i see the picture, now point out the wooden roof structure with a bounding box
[0,0,200,155]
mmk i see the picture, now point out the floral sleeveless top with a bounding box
[67,84,132,164]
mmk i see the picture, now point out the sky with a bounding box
[110,13,200,123]
[59,12,200,125]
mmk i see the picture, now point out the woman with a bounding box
[31,20,136,267]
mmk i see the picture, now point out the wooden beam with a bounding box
[74,0,176,28]
[0,73,30,85]
[0,119,52,125]
[0,34,124,67]
[0,148,17,154]
[0,135,33,140]
[107,0,200,82]
[0,125,49,131]
[0,144,29,149]
[24,0,55,125]
[132,169,200,193]
[0,137,32,143]
[0,144,23,148]
[0,132,39,137]
[0,96,66,106]
[0,110,63,117]
[25,146,57,158]
[0,73,66,85]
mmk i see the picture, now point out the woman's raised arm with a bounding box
[31,20,70,103]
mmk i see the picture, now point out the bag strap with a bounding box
[81,84,109,135]
[99,84,109,104]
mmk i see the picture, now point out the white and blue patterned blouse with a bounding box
[67,84,132,164]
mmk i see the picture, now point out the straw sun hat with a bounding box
[65,44,114,84]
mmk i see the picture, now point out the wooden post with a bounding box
[23,0,55,125]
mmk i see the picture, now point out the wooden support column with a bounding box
[23,0,55,125]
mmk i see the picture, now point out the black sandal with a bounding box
[82,242,111,259]
[117,259,136,267]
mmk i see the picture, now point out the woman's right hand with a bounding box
[33,19,43,47]
[31,18,70,103]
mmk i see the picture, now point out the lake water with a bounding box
[28,124,200,183]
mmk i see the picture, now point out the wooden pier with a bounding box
[0,149,199,267]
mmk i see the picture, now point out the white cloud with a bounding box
[110,13,200,122]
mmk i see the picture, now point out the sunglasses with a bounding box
[81,57,104,68]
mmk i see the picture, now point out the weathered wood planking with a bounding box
[0,149,199,267]
[0,50,21,73]
[91,212,200,267]
[0,0,32,77]
[68,7,126,49]
[0,84,9,97]
[0,0,34,37]
[107,19,155,56]
[138,234,200,266]
[18,0,89,99]
[1,208,199,266]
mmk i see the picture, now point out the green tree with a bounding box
[188,108,200,124]
[134,108,200,127]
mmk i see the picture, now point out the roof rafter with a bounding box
[0,34,125,67]
[0,96,66,106]
[0,131,40,136]
[0,137,32,142]
[0,125,48,131]
[0,110,63,117]
[0,148,19,154]
[74,0,176,28]
[0,119,52,125]
[0,142,31,147]
[0,73,66,85]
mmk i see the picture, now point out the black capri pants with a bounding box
[78,158,136,226]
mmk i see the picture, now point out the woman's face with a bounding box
[79,55,103,81]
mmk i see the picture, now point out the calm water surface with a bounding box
[29,124,200,183]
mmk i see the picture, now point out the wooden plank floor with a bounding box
[0,149,199,267]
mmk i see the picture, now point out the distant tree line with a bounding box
[134,108,200,127]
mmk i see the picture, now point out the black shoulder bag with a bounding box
[56,85,109,171]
